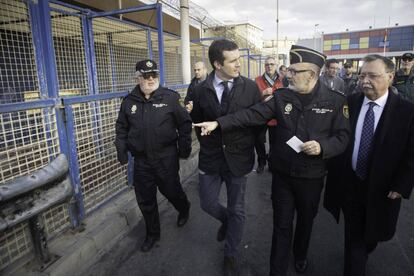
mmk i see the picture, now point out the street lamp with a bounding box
[313,23,319,50]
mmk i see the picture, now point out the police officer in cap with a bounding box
[194,45,350,275]
[393,52,414,103]
[115,59,192,252]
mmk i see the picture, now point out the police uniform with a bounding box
[216,45,350,275]
[115,60,192,247]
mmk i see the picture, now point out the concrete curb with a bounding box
[10,147,199,276]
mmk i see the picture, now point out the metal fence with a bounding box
[0,0,257,272]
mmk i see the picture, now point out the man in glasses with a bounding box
[194,45,350,275]
[115,59,192,253]
[325,54,414,276]
[254,57,284,173]
[320,58,345,93]
[393,52,414,103]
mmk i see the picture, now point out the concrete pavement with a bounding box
[84,168,414,276]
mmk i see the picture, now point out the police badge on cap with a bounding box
[290,45,326,69]
[135,59,159,74]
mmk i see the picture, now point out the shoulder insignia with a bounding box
[343,104,349,119]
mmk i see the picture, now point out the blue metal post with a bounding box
[64,106,86,220]
[83,14,99,95]
[147,28,153,59]
[156,3,165,86]
[82,15,104,159]
[35,0,83,227]
[107,34,117,91]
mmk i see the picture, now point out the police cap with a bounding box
[401,52,413,61]
[290,45,326,69]
[135,59,159,74]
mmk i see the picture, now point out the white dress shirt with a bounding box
[213,74,234,103]
[352,91,389,171]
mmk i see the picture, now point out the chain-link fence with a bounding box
[0,0,256,272]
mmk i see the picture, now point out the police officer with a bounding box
[115,59,192,252]
[195,45,350,275]
[393,52,414,103]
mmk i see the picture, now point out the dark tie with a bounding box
[355,102,376,180]
[220,81,230,115]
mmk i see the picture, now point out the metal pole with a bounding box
[156,4,166,86]
[276,0,279,62]
[180,0,191,84]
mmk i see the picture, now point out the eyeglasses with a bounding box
[287,68,312,75]
[357,73,387,81]
[402,58,413,62]
[140,72,159,80]
[265,63,275,66]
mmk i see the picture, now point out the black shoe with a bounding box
[217,222,227,242]
[295,259,308,273]
[177,203,191,227]
[224,256,239,276]
[140,236,159,252]
[256,164,265,174]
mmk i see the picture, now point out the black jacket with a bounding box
[342,74,358,96]
[190,72,262,176]
[218,81,350,179]
[393,69,414,103]
[324,90,414,242]
[115,85,192,163]
[184,76,207,105]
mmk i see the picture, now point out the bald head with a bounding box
[194,61,207,80]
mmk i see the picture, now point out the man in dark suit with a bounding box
[190,39,262,275]
[325,54,414,276]
[194,45,350,275]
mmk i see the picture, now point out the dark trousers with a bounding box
[269,172,324,276]
[198,168,247,257]
[133,155,190,238]
[254,126,268,166]
[343,173,378,276]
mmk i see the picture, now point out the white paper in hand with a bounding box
[286,136,304,153]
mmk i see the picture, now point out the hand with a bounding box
[185,101,193,113]
[301,140,321,155]
[387,191,401,200]
[263,87,273,96]
[193,121,219,136]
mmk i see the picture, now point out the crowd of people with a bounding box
[115,39,414,276]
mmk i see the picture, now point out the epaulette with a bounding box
[164,88,179,94]
[329,88,346,97]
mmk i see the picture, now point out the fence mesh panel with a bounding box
[50,3,89,97]
[0,0,39,104]
[0,107,67,271]
[70,98,128,213]
[93,17,149,94]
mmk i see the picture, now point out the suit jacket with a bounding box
[190,72,262,176]
[324,89,414,242]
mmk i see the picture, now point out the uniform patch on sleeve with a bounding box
[343,104,349,119]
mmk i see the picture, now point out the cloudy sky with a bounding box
[191,0,414,39]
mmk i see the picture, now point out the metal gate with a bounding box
[0,0,172,272]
